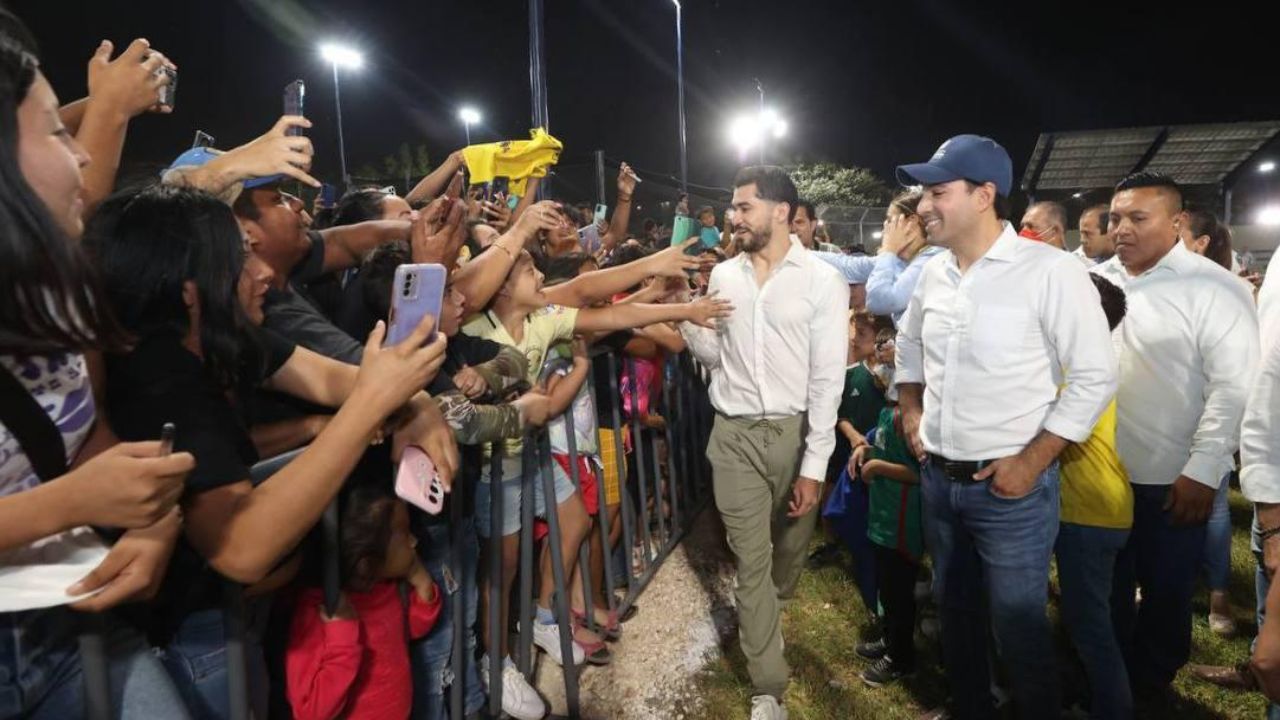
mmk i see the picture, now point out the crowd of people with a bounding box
[5,8,1280,720]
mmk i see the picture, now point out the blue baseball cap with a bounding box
[163,147,283,190]
[896,134,1013,198]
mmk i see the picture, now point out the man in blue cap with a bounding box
[164,116,421,364]
[892,135,1117,719]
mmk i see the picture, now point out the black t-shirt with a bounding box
[263,231,364,366]
[334,272,378,346]
[105,327,295,643]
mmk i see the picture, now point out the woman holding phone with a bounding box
[86,183,457,719]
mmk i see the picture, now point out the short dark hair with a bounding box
[1028,201,1067,231]
[794,200,817,222]
[230,184,281,222]
[1090,274,1127,331]
[697,205,715,219]
[733,165,799,222]
[963,180,1010,221]
[332,188,390,227]
[536,252,590,285]
[1083,204,1111,235]
[1115,171,1183,211]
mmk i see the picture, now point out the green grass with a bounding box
[691,489,1269,719]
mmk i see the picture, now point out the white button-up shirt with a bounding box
[681,238,850,481]
[1092,241,1259,489]
[896,223,1116,460]
[1242,338,1280,502]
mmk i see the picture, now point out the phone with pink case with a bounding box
[395,445,445,515]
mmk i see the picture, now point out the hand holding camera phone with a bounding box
[283,80,305,136]
[387,264,447,347]
[395,445,445,515]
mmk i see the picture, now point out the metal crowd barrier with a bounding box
[485,348,713,719]
[81,349,711,720]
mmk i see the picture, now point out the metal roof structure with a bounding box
[1022,121,1280,195]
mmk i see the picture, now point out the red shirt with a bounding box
[286,581,442,720]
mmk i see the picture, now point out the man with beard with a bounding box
[678,165,848,720]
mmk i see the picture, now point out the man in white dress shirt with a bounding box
[894,135,1116,719]
[1091,171,1259,705]
[1076,203,1114,267]
[680,166,848,720]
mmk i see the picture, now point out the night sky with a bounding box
[14,0,1280,206]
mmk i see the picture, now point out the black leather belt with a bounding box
[928,455,996,483]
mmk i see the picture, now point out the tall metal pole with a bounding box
[331,62,349,189]
[464,122,472,146]
[755,78,765,165]
[529,0,549,131]
[529,0,549,199]
[674,0,688,193]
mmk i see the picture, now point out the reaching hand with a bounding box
[215,116,319,188]
[683,292,734,329]
[86,38,174,118]
[617,162,638,196]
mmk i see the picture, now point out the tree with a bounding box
[789,162,890,207]
[353,142,433,188]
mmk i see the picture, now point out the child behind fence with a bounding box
[285,485,441,720]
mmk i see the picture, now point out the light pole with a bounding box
[671,0,688,193]
[319,42,363,189]
[458,106,481,146]
[754,78,765,163]
[727,109,786,164]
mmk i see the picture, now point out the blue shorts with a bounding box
[476,456,577,538]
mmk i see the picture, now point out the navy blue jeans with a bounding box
[921,460,1061,720]
[1251,517,1280,720]
[1202,475,1233,592]
[156,602,270,720]
[0,606,189,719]
[1110,483,1208,692]
[410,515,485,720]
[1055,522,1131,720]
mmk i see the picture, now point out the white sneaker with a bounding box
[532,620,586,666]
[478,655,547,720]
[750,694,788,720]
[914,579,931,603]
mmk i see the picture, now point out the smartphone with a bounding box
[579,223,602,254]
[158,70,177,109]
[158,422,176,456]
[395,445,445,515]
[386,263,447,347]
[699,226,721,250]
[192,131,215,149]
[594,203,608,224]
[491,177,509,200]
[319,183,337,209]
[670,214,700,255]
[283,80,305,136]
